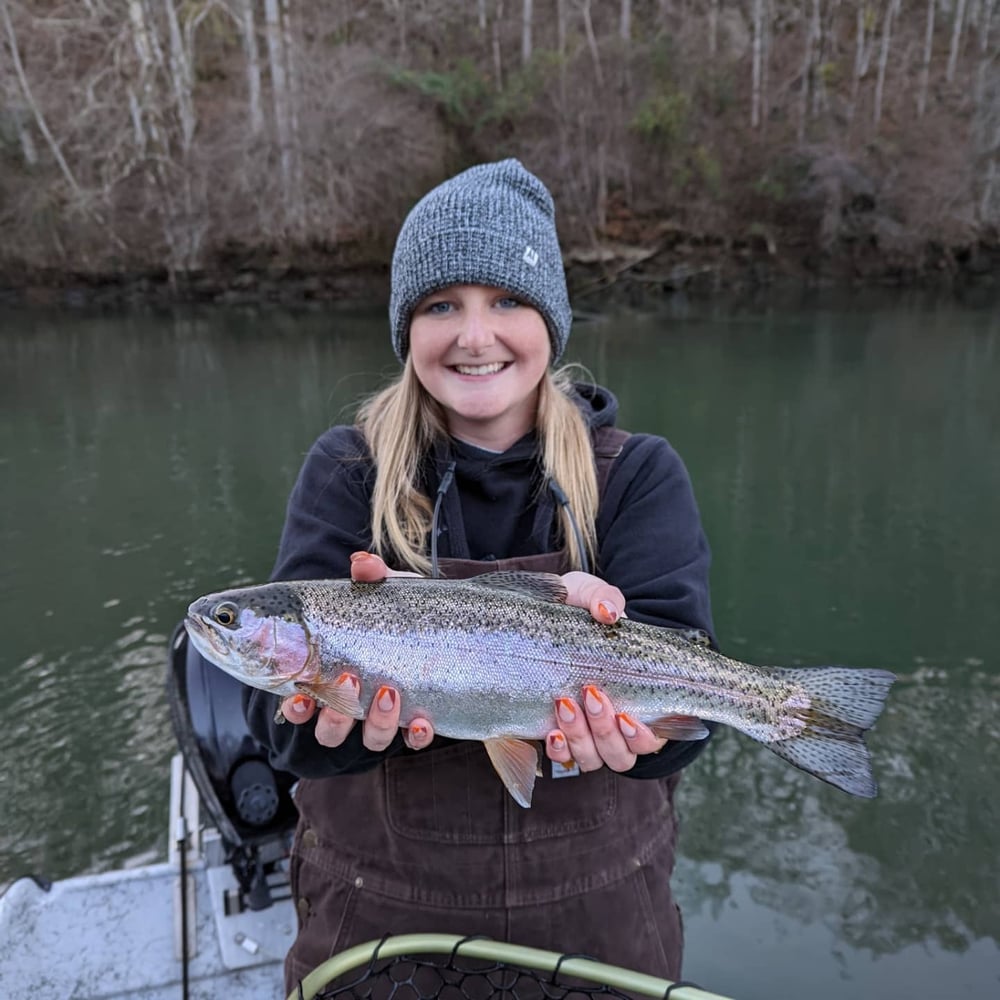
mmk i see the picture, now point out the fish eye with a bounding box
[211,602,240,628]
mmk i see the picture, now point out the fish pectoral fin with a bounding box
[483,738,541,809]
[648,715,710,741]
[294,680,365,720]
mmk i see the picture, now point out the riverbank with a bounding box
[2,229,996,313]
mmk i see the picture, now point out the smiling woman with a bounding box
[238,159,717,992]
[408,285,551,451]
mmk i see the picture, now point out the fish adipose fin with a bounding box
[468,572,568,605]
[483,737,543,808]
[768,667,896,798]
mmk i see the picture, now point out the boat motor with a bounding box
[166,623,298,911]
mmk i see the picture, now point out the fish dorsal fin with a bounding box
[483,737,543,808]
[467,572,568,604]
[665,627,713,648]
[647,715,711,741]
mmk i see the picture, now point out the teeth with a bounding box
[454,362,505,376]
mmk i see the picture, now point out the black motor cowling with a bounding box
[166,622,298,909]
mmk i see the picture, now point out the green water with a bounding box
[1,296,997,999]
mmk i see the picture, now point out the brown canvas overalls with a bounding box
[285,432,686,991]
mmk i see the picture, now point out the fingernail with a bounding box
[350,551,373,564]
[596,601,619,625]
[290,694,311,715]
[336,671,360,692]
[556,698,576,724]
[617,712,638,739]
[583,686,604,717]
[549,733,566,753]
[376,686,396,712]
[409,723,428,741]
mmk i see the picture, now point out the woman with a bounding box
[244,159,715,991]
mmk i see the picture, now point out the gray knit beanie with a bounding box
[389,159,572,364]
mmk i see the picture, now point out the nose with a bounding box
[456,306,495,355]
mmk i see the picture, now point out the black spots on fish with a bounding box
[249,582,306,622]
[467,571,569,604]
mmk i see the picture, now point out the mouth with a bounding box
[184,614,226,656]
[449,361,510,376]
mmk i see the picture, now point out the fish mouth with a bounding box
[184,613,228,660]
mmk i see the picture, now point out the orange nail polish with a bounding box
[290,694,311,714]
[350,551,373,563]
[549,733,566,753]
[596,601,619,624]
[336,671,360,692]
[409,723,427,740]
[617,712,638,739]
[376,686,396,712]
[556,698,576,724]
[583,686,604,716]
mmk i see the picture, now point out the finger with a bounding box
[544,729,574,765]
[362,684,401,751]
[349,550,390,582]
[560,571,627,624]
[281,693,317,724]
[404,716,435,750]
[554,696,603,772]
[314,706,359,747]
[615,712,668,756]
[580,686,638,772]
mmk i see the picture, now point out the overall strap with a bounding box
[593,425,630,501]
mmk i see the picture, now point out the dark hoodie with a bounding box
[244,383,714,779]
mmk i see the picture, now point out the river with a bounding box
[1,293,997,999]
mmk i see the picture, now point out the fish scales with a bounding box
[185,572,895,805]
[296,579,796,738]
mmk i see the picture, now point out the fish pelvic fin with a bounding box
[768,666,896,798]
[483,737,543,808]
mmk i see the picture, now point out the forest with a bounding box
[0,0,997,304]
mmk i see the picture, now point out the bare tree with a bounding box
[0,0,84,201]
[752,0,765,128]
[236,0,264,134]
[917,0,936,117]
[798,0,822,141]
[492,0,504,89]
[874,0,902,128]
[522,0,532,65]
[947,0,969,82]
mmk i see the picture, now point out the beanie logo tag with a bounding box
[522,245,539,267]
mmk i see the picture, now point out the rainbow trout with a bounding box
[185,572,895,807]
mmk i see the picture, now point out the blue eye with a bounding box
[425,300,452,315]
[496,296,521,309]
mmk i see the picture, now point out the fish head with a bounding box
[185,583,318,695]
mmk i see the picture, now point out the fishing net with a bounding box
[295,934,725,1000]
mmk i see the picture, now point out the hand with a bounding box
[278,552,434,752]
[547,571,666,772]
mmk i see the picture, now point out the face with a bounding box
[408,284,551,451]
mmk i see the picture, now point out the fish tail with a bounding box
[765,667,896,798]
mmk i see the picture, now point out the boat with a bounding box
[0,625,298,999]
[0,626,732,1000]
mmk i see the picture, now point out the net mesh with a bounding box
[308,936,676,1000]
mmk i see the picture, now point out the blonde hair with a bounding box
[358,362,598,574]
